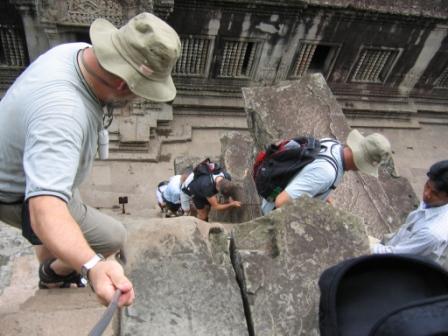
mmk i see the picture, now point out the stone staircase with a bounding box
[0,285,118,336]
[105,101,196,162]
[0,219,119,336]
[0,209,164,336]
[336,95,421,128]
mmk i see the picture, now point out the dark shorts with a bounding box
[192,195,210,210]
[163,199,181,213]
[0,190,126,254]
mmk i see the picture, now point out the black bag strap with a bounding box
[315,139,341,197]
[157,180,169,193]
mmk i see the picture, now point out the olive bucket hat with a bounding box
[347,129,395,178]
[90,12,181,102]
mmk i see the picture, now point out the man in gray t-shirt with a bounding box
[260,129,394,214]
[0,13,180,307]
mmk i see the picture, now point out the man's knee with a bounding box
[95,219,127,255]
[103,223,126,254]
[196,208,209,221]
[77,204,127,255]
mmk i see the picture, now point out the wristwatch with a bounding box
[80,253,105,286]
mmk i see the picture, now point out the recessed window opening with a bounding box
[75,32,91,44]
[242,42,254,75]
[434,65,448,88]
[219,40,258,78]
[0,45,5,65]
[309,45,332,73]
[350,47,400,83]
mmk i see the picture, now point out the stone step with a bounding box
[0,254,118,336]
[336,96,421,128]
[0,288,118,336]
[107,138,162,162]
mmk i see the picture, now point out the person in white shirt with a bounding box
[261,130,394,214]
[157,174,186,217]
[156,180,169,212]
[371,160,448,267]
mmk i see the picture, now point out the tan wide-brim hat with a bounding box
[347,129,393,178]
[90,12,181,102]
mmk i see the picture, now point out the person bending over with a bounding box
[260,129,394,215]
[371,160,448,267]
[0,12,181,306]
[181,169,241,221]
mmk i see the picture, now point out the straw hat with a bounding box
[347,129,394,177]
[90,12,181,102]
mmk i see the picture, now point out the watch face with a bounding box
[80,265,89,280]
[80,277,88,286]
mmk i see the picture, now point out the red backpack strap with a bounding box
[253,150,267,178]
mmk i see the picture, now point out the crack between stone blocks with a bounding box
[229,232,255,336]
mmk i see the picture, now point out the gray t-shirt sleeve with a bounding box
[23,109,84,203]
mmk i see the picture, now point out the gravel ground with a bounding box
[0,221,33,294]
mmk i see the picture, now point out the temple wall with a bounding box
[1,0,447,211]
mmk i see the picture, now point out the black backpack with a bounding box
[182,158,230,197]
[253,136,340,202]
[193,158,223,177]
[319,254,448,336]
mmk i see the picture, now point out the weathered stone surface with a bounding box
[209,132,262,223]
[121,217,248,336]
[174,156,221,176]
[232,196,369,336]
[242,74,415,236]
[0,287,117,336]
[378,169,420,220]
[0,221,32,295]
[119,115,151,143]
[174,156,200,175]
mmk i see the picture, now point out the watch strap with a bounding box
[83,254,104,271]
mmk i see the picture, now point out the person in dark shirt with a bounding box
[181,171,241,221]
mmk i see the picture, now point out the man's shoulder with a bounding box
[432,205,448,226]
[46,42,91,55]
[417,205,448,236]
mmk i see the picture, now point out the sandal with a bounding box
[38,258,85,289]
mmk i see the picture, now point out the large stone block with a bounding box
[119,115,151,143]
[242,74,416,236]
[173,156,221,175]
[232,197,369,336]
[121,217,248,336]
[209,132,262,223]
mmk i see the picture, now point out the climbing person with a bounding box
[254,129,395,214]
[181,159,241,221]
[157,173,190,217]
[156,180,169,212]
[0,12,181,306]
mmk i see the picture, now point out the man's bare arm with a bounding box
[207,195,241,211]
[274,190,292,209]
